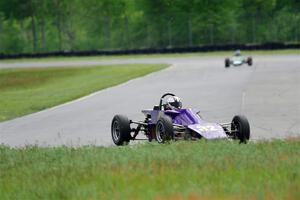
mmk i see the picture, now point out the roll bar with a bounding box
[159,93,175,110]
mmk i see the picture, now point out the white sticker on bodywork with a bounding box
[188,123,227,139]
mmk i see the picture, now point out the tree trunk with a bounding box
[231,24,236,44]
[295,15,299,42]
[31,15,37,52]
[124,16,129,49]
[56,19,62,51]
[0,18,2,51]
[66,20,75,50]
[210,24,214,45]
[188,17,193,47]
[54,0,63,51]
[40,18,46,51]
[252,17,256,43]
[167,20,172,47]
[104,16,110,49]
[147,23,151,48]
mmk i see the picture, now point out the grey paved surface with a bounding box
[0,55,299,146]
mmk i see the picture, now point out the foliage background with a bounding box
[0,0,299,54]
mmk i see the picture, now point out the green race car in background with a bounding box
[225,50,253,68]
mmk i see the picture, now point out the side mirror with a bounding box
[196,111,202,118]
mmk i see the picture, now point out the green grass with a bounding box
[0,139,299,200]
[1,49,299,63]
[0,64,167,121]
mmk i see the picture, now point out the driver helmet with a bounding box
[165,96,182,110]
[234,50,241,56]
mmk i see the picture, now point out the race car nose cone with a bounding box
[188,123,227,139]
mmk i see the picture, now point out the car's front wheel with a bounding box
[155,115,174,143]
[247,57,253,66]
[231,115,250,143]
[225,58,230,68]
[111,115,131,145]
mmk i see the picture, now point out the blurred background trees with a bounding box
[0,0,299,53]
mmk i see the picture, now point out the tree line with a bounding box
[0,0,299,54]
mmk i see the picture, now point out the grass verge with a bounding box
[0,64,167,121]
[1,49,299,63]
[0,139,299,200]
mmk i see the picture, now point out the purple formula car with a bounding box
[111,93,250,145]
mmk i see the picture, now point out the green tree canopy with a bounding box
[0,0,299,53]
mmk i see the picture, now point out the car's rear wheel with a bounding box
[225,58,230,68]
[111,115,131,145]
[156,115,174,143]
[231,115,250,143]
[247,57,252,66]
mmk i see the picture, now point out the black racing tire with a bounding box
[225,58,230,68]
[155,115,174,143]
[247,57,252,66]
[231,115,250,143]
[111,115,131,146]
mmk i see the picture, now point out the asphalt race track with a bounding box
[0,54,299,146]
